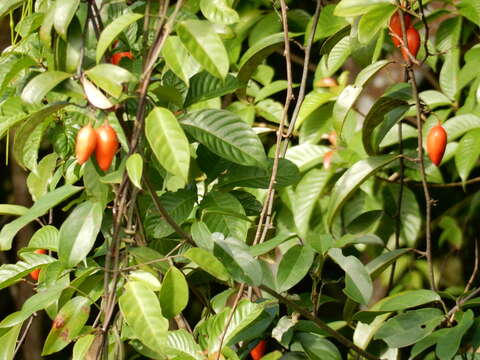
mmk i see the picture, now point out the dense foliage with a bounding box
[0,0,480,359]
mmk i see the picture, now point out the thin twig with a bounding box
[143,176,194,244]
[259,285,381,360]
[215,284,246,360]
[13,315,35,358]
[465,238,479,293]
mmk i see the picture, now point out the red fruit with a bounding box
[426,122,447,166]
[30,249,46,281]
[250,340,266,360]
[400,27,421,61]
[110,51,133,65]
[323,150,334,169]
[76,124,98,165]
[95,123,119,171]
[389,11,411,47]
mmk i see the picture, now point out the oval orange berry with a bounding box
[76,124,97,165]
[389,11,411,48]
[95,123,119,171]
[30,249,47,281]
[250,340,266,360]
[400,27,421,61]
[426,122,447,166]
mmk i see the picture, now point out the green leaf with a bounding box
[436,310,474,360]
[159,267,189,319]
[72,335,96,360]
[440,48,460,101]
[217,158,300,189]
[0,185,82,250]
[250,233,296,257]
[286,144,330,172]
[166,330,204,360]
[443,114,480,141]
[119,281,169,352]
[306,4,348,42]
[162,36,199,85]
[328,248,373,305]
[42,296,91,355]
[455,129,480,185]
[53,0,80,39]
[58,200,104,267]
[326,155,398,228]
[0,0,25,18]
[185,72,240,107]
[293,169,332,238]
[365,248,409,279]
[202,192,249,241]
[296,90,334,130]
[334,0,392,17]
[0,282,66,328]
[126,153,143,189]
[0,54,36,92]
[184,248,230,281]
[358,4,395,44]
[0,204,27,216]
[459,0,480,26]
[237,33,286,100]
[373,290,441,312]
[28,225,59,252]
[277,245,315,292]
[26,153,57,201]
[326,36,351,76]
[177,20,229,79]
[181,109,267,167]
[0,323,22,360]
[374,308,444,348]
[214,236,262,286]
[0,252,56,290]
[297,332,341,360]
[146,107,190,182]
[21,71,71,104]
[200,0,239,25]
[96,12,143,63]
[85,64,135,98]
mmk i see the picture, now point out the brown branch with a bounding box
[215,284,246,360]
[143,176,193,244]
[465,238,479,293]
[13,314,35,358]
[259,285,381,360]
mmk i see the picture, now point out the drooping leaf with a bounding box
[159,267,189,319]
[0,323,22,360]
[28,225,59,252]
[277,245,315,292]
[85,64,135,98]
[126,153,143,189]
[455,129,480,185]
[184,72,240,107]
[200,0,239,25]
[184,248,230,281]
[21,71,71,104]
[53,0,80,39]
[166,330,204,360]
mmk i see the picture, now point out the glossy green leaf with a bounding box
[306,4,348,42]
[21,71,71,104]
[200,0,239,25]
[166,329,204,360]
[297,332,341,360]
[443,114,480,141]
[26,153,57,201]
[181,109,267,167]
[374,308,444,348]
[249,233,296,257]
[326,155,398,228]
[436,310,474,360]
[214,236,262,286]
[217,158,299,189]
[365,248,409,279]
[293,169,332,238]
[334,0,392,17]
[358,4,395,44]
[96,12,143,63]
[373,290,441,312]
[146,107,190,182]
[277,245,315,292]
[286,144,330,172]
[185,72,240,107]
[119,281,169,351]
[296,90,334,130]
[126,153,143,189]
[28,225,59,252]
[202,192,249,241]
[58,200,104,267]
[162,36,199,85]
[184,248,230,281]
[0,323,22,360]
[42,297,91,355]
[328,248,372,305]
[159,267,189,319]
[177,20,229,79]
[0,185,82,250]
[0,0,25,18]
[0,252,56,290]
[53,0,79,39]
[455,129,480,185]
[85,64,135,98]
[0,54,36,92]
[72,335,95,360]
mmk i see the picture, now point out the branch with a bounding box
[143,175,194,244]
[259,285,381,360]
